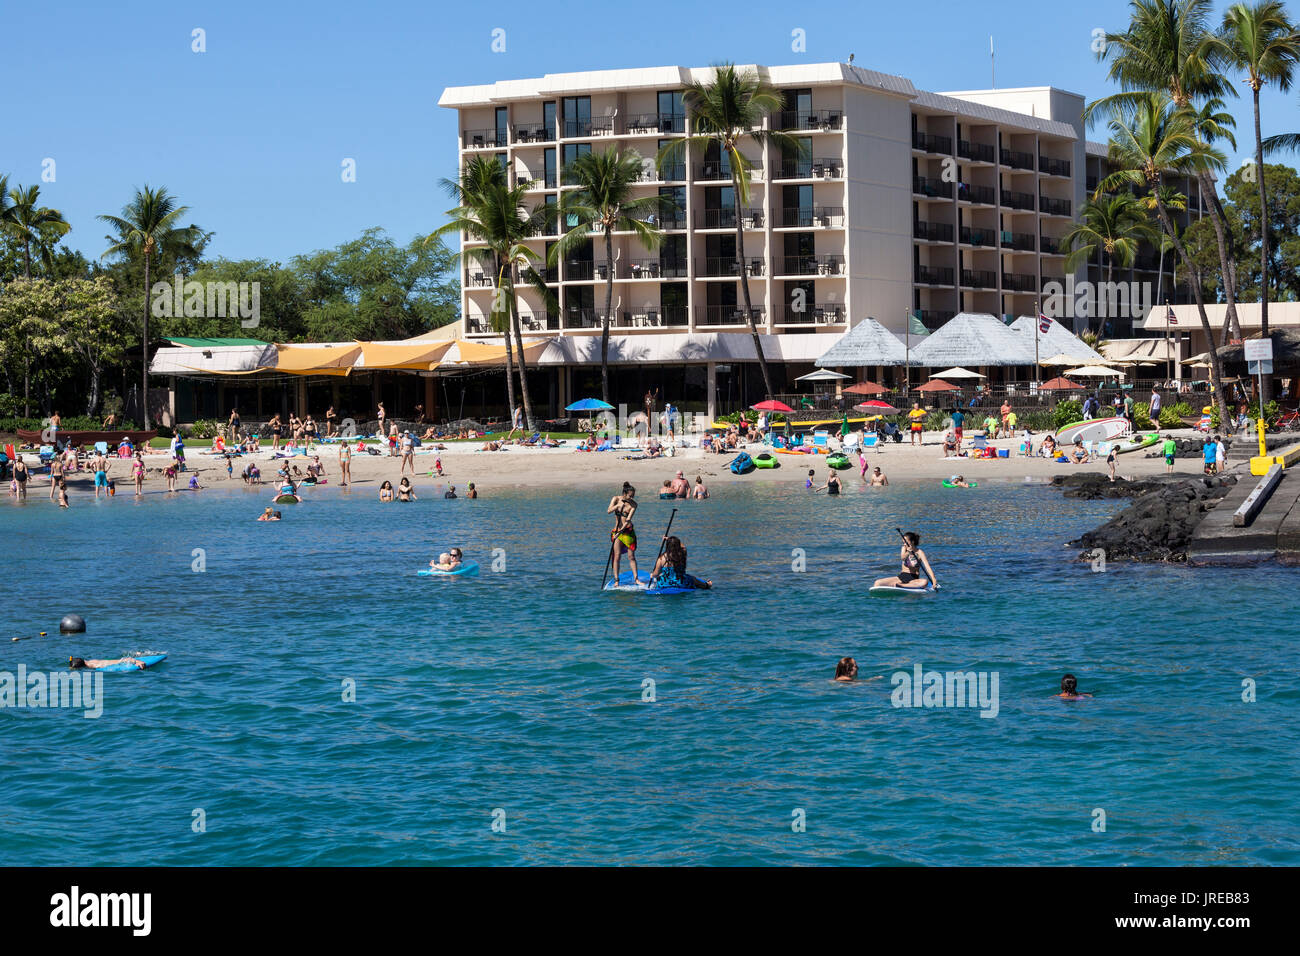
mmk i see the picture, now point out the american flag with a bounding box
[1038,313,1052,334]
[1166,306,1178,326]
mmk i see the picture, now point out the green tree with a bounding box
[55,276,129,415]
[661,63,804,401]
[3,184,71,278]
[1223,163,1300,302]
[0,278,61,415]
[98,186,206,429]
[1061,193,1159,326]
[551,147,669,403]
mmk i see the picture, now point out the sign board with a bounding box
[1244,339,1274,362]
[1248,359,1274,376]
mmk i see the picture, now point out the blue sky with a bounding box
[4,0,1296,264]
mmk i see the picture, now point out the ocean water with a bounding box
[2,476,1297,866]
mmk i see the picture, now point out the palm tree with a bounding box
[99,186,204,430]
[1100,92,1232,428]
[428,155,548,429]
[550,148,669,404]
[1220,0,1300,366]
[1186,98,1244,340]
[1136,184,1185,305]
[4,184,71,278]
[660,63,804,401]
[1061,193,1159,328]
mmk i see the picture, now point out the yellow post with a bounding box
[1251,417,1272,475]
[1258,416,1267,459]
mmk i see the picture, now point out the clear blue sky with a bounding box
[4,0,1295,264]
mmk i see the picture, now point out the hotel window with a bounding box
[495,107,509,146]
[659,186,685,228]
[562,143,591,186]
[563,96,591,137]
[657,91,684,132]
[543,148,556,188]
[543,101,556,140]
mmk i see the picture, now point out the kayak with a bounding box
[826,454,852,470]
[941,480,977,488]
[868,584,934,596]
[753,453,779,468]
[95,653,168,672]
[1113,433,1160,455]
[418,561,480,577]
[729,453,756,475]
[603,570,699,595]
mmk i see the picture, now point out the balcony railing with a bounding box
[1000,148,1035,170]
[961,268,997,289]
[696,208,766,229]
[1004,231,1036,252]
[1001,189,1036,211]
[775,109,845,131]
[635,163,686,183]
[958,140,996,164]
[696,161,764,181]
[605,258,689,280]
[697,305,766,326]
[1040,196,1072,217]
[957,182,996,205]
[775,303,847,325]
[775,158,842,179]
[612,306,688,328]
[698,256,766,277]
[563,118,594,137]
[773,206,844,228]
[1039,235,1063,255]
[463,128,508,149]
[914,176,953,199]
[626,113,686,134]
[960,225,997,247]
[516,311,559,332]
[1039,156,1071,177]
[1002,272,1039,292]
[776,255,844,276]
[912,131,953,154]
[916,309,955,330]
[513,124,556,144]
[565,307,601,328]
[465,270,495,288]
[913,220,954,243]
[914,265,954,285]
[515,173,554,190]
[564,260,596,281]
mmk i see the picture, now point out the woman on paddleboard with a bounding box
[872,532,939,590]
[606,482,639,584]
[648,536,712,590]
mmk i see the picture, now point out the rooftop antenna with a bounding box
[990,36,995,88]
[848,53,855,64]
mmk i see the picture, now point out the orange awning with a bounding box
[357,340,455,371]
[451,338,552,366]
[274,344,361,375]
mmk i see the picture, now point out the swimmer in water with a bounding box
[257,507,279,521]
[379,480,395,502]
[397,477,417,502]
[834,657,859,682]
[1055,673,1093,699]
[820,469,841,495]
[805,468,816,489]
[872,531,939,590]
[948,474,970,488]
[467,482,478,499]
[68,656,147,671]
[870,466,888,486]
[430,547,464,571]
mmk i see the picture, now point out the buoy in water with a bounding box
[59,614,86,634]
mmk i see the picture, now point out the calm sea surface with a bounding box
[2,476,1297,865]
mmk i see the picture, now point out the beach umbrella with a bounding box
[843,380,887,395]
[916,379,960,392]
[565,398,614,411]
[1065,365,1126,379]
[751,400,795,412]
[1041,352,1099,366]
[856,399,901,414]
[931,367,985,379]
[1040,376,1083,391]
[794,369,851,382]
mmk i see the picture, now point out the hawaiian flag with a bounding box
[1167,305,1178,326]
[1038,313,1052,334]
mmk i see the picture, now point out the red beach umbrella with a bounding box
[751,400,795,412]
[843,381,887,396]
[916,379,960,392]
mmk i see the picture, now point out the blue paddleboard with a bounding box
[418,561,480,577]
[94,654,168,672]
[603,570,696,595]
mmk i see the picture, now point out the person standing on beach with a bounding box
[338,440,351,487]
[1149,388,1162,426]
[999,400,1012,439]
[400,431,415,475]
[12,456,28,499]
[1215,435,1226,474]
[228,408,241,442]
[49,453,65,500]
[269,414,282,452]
[376,402,386,439]
[92,450,110,499]
[48,411,61,449]
[950,406,964,450]
[606,483,640,585]
[1163,434,1177,474]
[908,402,925,445]
[325,405,337,437]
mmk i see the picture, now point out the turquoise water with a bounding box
[2,478,1297,865]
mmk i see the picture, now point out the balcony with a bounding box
[1001,189,1036,211]
[773,206,844,228]
[777,255,844,277]
[1002,272,1039,292]
[774,158,842,179]
[913,176,953,199]
[775,108,844,131]
[563,260,595,281]
[696,161,764,181]
[958,140,996,164]
[604,258,688,280]
[626,113,686,135]
[516,310,559,332]
[776,303,847,325]
[463,128,508,149]
[698,256,766,278]
[696,208,766,230]
[513,124,556,144]
[514,173,554,190]
[1039,156,1072,177]
[1000,148,1035,170]
[658,212,688,231]
[635,162,685,183]
[697,305,765,327]
[1040,196,1072,217]
[1004,231,1036,252]
[615,306,687,328]
[916,309,955,330]
[959,225,997,247]
[957,182,996,205]
[1039,235,1063,255]
[465,269,495,288]
[563,118,594,138]
[914,264,954,285]
[961,268,997,289]
[912,131,953,154]
[913,220,954,243]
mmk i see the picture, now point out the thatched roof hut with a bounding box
[814,317,910,367]
[1008,315,1103,363]
[910,313,1036,367]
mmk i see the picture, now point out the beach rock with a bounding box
[1067,473,1239,562]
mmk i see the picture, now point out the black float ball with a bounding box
[59,614,86,634]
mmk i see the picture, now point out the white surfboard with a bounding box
[1056,416,1130,445]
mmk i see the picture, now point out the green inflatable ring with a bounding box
[941,480,977,488]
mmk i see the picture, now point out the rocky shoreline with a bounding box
[1057,471,1240,563]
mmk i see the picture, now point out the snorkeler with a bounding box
[68,656,147,671]
[872,531,939,590]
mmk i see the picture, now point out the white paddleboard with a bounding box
[869,584,935,596]
[1056,417,1130,445]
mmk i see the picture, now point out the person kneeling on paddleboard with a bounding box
[430,548,465,572]
[648,536,712,590]
[872,531,939,590]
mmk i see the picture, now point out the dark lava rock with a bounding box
[1065,473,1238,562]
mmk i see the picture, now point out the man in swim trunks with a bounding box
[92,450,110,499]
[950,407,964,449]
[669,470,689,498]
[908,402,925,445]
[870,466,888,486]
[607,482,640,584]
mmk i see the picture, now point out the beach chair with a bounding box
[812,430,830,451]
[969,435,989,453]
[38,445,55,464]
[842,431,861,453]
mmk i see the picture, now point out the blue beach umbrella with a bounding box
[565,398,615,411]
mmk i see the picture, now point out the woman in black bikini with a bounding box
[872,531,939,590]
[606,482,639,584]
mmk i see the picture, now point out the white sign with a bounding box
[1244,339,1274,362]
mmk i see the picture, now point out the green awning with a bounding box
[166,337,270,348]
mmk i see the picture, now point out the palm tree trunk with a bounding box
[22,240,31,279]
[1253,86,1271,404]
[495,258,518,426]
[1197,169,1242,340]
[141,251,151,430]
[1154,196,1231,431]
[733,186,774,401]
[600,228,615,405]
[507,263,536,430]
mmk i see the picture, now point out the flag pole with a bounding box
[1034,298,1041,385]
[905,308,911,396]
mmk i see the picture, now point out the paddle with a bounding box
[600,533,616,590]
